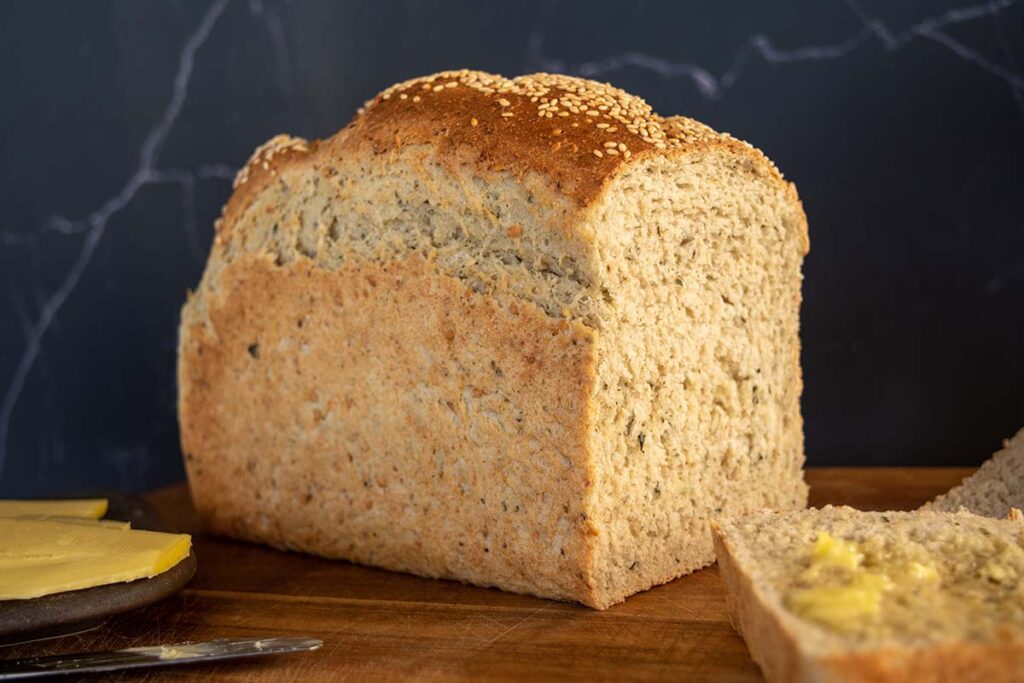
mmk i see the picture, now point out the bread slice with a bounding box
[713,506,1024,683]
[924,427,1024,518]
[178,70,809,608]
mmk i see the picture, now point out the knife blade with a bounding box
[0,637,322,679]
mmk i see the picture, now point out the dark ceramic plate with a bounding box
[0,492,197,639]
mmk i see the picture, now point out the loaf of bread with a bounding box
[178,70,809,608]
[713,507,1024,683]
[925,426,1024,518]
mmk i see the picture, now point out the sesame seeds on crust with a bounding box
[350,70,786,206]
[229,70,791,214]
[232,134,310,189]
[364,69,718,158]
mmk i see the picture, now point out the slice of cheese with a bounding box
[0,518,191,600]
[0,498,108,519]
[12,515,131,530]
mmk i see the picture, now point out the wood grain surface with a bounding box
[0,468,972,682]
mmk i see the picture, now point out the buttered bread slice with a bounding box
[713,506,1024,683]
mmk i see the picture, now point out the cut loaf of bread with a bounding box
[713,507,1024,683]
[178,70,809,608]
[924,426,1024,518]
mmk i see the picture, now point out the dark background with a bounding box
[1,0,1022,496]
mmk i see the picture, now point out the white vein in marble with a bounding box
[0,0,233,475]
[529,0,1022,100]
[1,0,1022,478]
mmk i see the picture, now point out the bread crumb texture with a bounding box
[714,507,1024,683]
[925,426,1024,519]
[180,70,809,608]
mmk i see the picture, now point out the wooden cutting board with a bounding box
[0,468,971,681]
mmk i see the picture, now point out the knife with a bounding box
[0,637,322,679]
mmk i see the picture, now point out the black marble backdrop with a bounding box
[1,1,1022,495]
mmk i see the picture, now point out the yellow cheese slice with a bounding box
[12,515,131,530]
[0,518,191,600]
[0,498,108,519]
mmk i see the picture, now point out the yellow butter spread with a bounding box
[786,532,940,631]
[0,517,191,600]
[0,498,108,519]
[803,530,864,576]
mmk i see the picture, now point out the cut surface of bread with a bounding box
[925,426,1024,518]
[713,506,1024,683]
[178,70,809,608]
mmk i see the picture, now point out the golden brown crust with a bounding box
[712,525,812,682]
[219,70,808,253]
[346,71,693,207]
[216,134,316,245]
[180,253,602,605]
[817,634,1024,683]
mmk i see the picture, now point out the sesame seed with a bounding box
[593,149,603,158]
[552,129,562,135]
[358,69,722,164]
[501,111,514,118]
[470,117,478,126]
[412,95,421,102]
[603,141,618,148]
